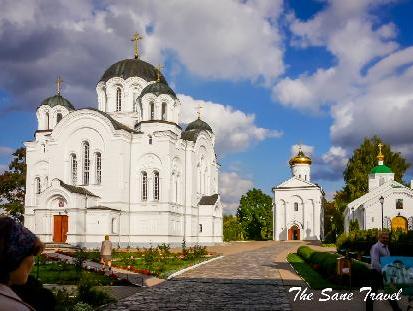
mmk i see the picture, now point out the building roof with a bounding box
[87,206,120,212]
[39,94,75,110]
[139,82,176,99]
[289,150,312,166]
[185,118,213,133]
[198,194,219,205]
[99,58,168,83]
[370,164,393,174]
[59,180,100,197]
[82,108,140,133]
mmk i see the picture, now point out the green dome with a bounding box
[40,94,74,110]
[185,118,213,133]
[139,82,176,99]
[371,164,393,174]
[100,59,167,83]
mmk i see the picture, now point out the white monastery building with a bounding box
[23,37,223,247]
[344,145,413,232]
[272,148,324,240]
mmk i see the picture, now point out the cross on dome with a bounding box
[131,32,143,59]
[156,64,164,82]
[56,76,63,95]
[196,103,204,119]
[377,143,385,163]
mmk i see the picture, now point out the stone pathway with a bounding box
[103,242,296,310]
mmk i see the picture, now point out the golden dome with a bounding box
[289,150,312,166]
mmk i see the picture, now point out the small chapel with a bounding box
[344,145,413,232]
[23,34,223,247]
[272,148,324,240]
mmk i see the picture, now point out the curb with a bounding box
[167,256,224,280]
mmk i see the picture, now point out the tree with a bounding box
[0,147,26,215]
[223,215,244,241]
[236,188,273,240]
[336,136,410,204]
[349,219,360,232]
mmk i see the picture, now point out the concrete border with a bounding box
[167,256,224,280]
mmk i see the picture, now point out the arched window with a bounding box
[141,171,148,201]
[154,171,160,201]
[35,177,41,194]
[56,113,63,124]
[70,154,77,185]
[95,152,102,185]
[82,142,90,185]
[150,102,155,120]
[111,217,118,234]
[148,135,153,145]
[294,202,299,211]
[162,103,167,120]
[45,112,49,130]
[116,87,122,112]
[139,102,143,119]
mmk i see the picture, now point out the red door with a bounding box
[53,215,68,243]
[288,225,300,240]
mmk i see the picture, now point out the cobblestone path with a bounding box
[103,242,295,310]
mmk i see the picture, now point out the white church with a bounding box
[344,145,413,232]
[23,36,223,247]
[272,148,324,240]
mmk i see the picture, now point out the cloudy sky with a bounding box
[1,0,413,214]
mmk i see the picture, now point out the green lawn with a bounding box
[31,262,113,285]
[287,253,340,289]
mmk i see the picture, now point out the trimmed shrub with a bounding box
[297,246,315,262]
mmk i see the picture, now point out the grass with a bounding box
[31,262,113,285]
[287,253,340,290]
[321,243,336,248]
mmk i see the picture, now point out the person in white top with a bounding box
[0,216,44,311]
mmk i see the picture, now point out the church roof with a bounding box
[199,194,219,205]
[40,94,75,110]
[99,58,168,83]
[185,118,213,133]
[139,82,176,99]
[370,164,393,174]
[59,180,100,197]
[289,150,312,166]
[84,108,140,133]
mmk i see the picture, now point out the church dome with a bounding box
[40,94,74,110]
[99,59,168,83]
[185,118,213,133]
[371,164,393,174]
[289,150,312,166]
[139,82,176,99]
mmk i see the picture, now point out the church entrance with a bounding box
[288,225,300,240]
[53,215,68,243]
[391,216,407,232]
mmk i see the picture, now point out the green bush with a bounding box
[297,246,315,262]
[77,275,114,307]
[223,215,244,241]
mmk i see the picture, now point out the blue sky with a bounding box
[1,0,413,213]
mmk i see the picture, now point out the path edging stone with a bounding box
[166,256,224,280]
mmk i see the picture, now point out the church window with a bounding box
[42,144,46,153]
[56,113,63,124]
[299,174,302,179]
[175,176,179,203]
[162,103,167,120]
[45,112,50,130]
[199,224,203,233]
[154,171,160,201]
[141,172,148,201]
[111,218,118,234]
[95,152,102,185]
[371,217,374,222]
[83,142,90,185]
[150,102,155,120]
[35,177,41,194]
[148,135,153,145]
[116,88,122,111]
[70,154,78,185]
[294,202,299,211]
[139,102,143,119]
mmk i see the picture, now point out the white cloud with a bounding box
[179,94,283,154]
[273,0,413,176]
[0,146,14,155]
[219,171,254,214]
[0,0,285,112]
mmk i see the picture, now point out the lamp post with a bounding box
[379,196,384,230]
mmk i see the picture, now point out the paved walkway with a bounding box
[103,242,297,310]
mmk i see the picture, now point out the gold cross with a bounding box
[131,32,143,59]
[378,143,383,155]
[156,64,164,82]
[197,103,204,119]
[56,76,63,95]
